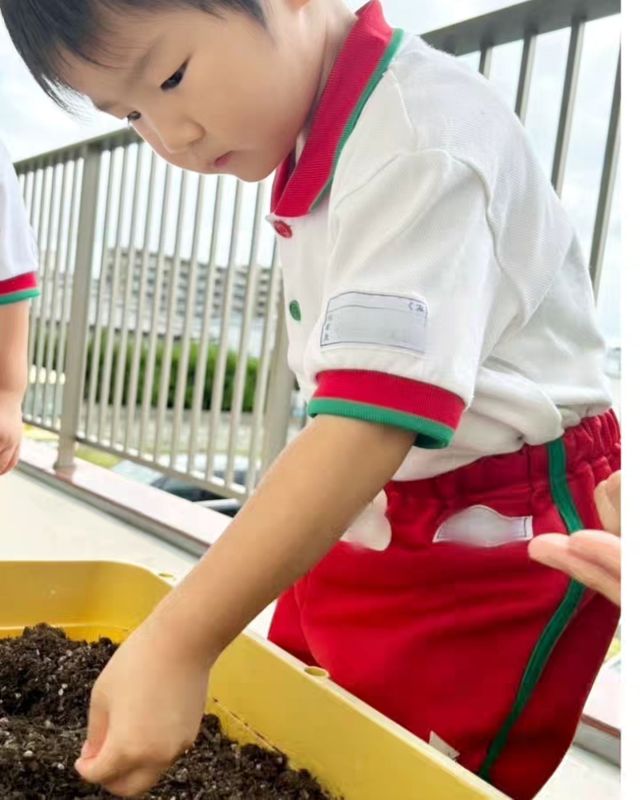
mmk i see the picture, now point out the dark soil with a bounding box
[0,625,333,800]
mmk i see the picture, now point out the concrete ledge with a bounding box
[17,439,230,557]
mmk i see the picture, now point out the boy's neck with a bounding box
[299,0,357,147]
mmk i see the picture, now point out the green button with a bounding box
[289,300,302,321]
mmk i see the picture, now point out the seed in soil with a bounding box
[0,624,334,799]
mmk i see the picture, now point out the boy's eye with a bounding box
[162,63,187,91]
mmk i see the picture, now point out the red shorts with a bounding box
[269,411,620,799]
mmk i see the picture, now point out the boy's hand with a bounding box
[75,415,413,797]
[0,391,23,475]
[529,471,621,605]
[75,614,211,797]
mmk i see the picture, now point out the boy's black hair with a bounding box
[0,0,265,110]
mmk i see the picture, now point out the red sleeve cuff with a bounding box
[0,272,39,306]
[307,370,464,449]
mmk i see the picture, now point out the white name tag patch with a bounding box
[321,292,427,354]
[434,505,534,548]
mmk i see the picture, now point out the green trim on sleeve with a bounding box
[0,289,40,306]
[307,397,454,449]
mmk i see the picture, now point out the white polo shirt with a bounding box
[0,140,39,305]
[268,0,611,481]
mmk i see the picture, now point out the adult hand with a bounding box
[529,472,621,605]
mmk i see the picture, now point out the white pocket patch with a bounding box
[434,505,533,548]
[341,491,392,551]
[321,292,427,354]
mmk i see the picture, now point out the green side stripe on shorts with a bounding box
[478,438,587,782]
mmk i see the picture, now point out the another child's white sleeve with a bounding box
[0,142,40,305]
[304,149,521,449]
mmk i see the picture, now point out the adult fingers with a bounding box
[529,534,570,567]
[529,534,620,605]
[595,472,621,536]
[569,530,621,578]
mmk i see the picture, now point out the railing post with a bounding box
[54,144,102,469]
[260,295,295,474]
[590,50,621,298]
[551,18,586,195]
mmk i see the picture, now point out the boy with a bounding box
[1,1,620,797]
[0,139,39,475]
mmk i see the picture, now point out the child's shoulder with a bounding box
[393,37,517,138]
[336,35,535,194]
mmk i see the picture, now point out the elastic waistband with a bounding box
[387,410,620,502]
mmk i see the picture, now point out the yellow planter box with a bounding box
[0,560,507,800]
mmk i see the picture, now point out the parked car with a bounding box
[112,454,249,517]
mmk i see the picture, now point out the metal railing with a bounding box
[18,133,288,501]
[423,0,621,293]
[16,0,621,503]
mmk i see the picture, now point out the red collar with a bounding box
[271,1,403,218]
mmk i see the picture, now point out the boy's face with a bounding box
[61,1,323,181]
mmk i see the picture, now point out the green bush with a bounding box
[82,332,259,412]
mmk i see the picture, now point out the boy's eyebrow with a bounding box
[92,33,165,114]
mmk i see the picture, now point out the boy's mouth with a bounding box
[213,151,233,168]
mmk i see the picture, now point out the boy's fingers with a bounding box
[83,693,109,759]
[6,444,20,473]
[104,766,165,798]
[75,737,136,785]
[0,445,11,475]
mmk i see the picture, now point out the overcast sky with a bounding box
[0,1,621,340]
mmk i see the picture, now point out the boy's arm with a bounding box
[76,415,415,797]
[0,301,29,474]
[151,414,413,660]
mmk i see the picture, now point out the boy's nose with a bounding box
[154,119,204,156]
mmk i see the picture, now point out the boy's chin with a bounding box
[231,156,281,183]
[193,157,275,183]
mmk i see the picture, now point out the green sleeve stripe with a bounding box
[0,289,40,306]
[307,397,454,449]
